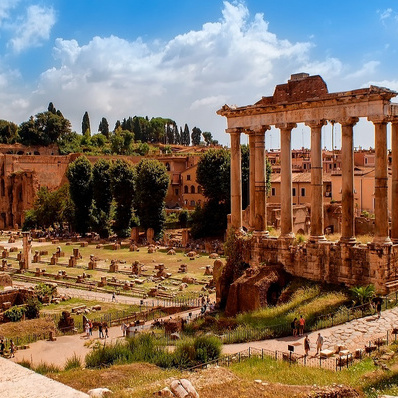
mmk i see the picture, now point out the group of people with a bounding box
[291,315,306,336]
[290,315,324,357]
[84,321,109,339]
[0,338,15,358]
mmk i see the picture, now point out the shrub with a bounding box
[4,306,26,322]
[64,353,82,371]
[173,338,197,368]
[35,362,61,374]
[193,335,222,363]
[24,297,41,319]
[85,342,132,368]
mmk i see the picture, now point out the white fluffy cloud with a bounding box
[30,1,323,142]
[0,0,20,26]
[9,5,56,53]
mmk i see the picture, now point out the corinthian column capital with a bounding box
[368,116,388,125]
[339,117,359,127]
[305,119,327,129]
[226,127,243,135]
[275,122,297,131]
[251,125,271,135]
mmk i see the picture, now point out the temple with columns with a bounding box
[217,73,398,303]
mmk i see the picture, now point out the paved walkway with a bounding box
[223,307,398,356]
[0,356,88,398]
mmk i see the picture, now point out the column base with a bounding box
[372,236,393,246]
[309,235,326,243]
[338,236,357,245]
[279,232,295,240]
[253,230,269,239]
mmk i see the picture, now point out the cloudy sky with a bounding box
[0,0,397,148]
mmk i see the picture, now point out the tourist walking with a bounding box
[376,301,382,319]
[304,335,310,356]
[9,339,15,358]
[104,325,109,339]
[112,291,116,302]
[299,315,305,335]
[85,322,90,338]
[316,333,324,355]
[291,318,298,336]
[98,323,104,338]
[121,323,127,337]
[89,320,93,336]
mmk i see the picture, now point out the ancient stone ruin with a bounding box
[217,73,398,314]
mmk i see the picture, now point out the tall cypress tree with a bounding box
[82,111,91,137]
[98,117,110,138]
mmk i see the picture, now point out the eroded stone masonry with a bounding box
[218,73,398,310]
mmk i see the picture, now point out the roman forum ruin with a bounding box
[218,73,398,295]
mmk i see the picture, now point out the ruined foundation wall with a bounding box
[255,238,398,294]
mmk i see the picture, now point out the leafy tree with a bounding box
[178,209,190,228]
[202,131,213,146]
[91,159,113,237]
[22,184,73,230]
[66,156,93,234]
[98,117,110,138]
[82,111,91,137]
[111,159,136,237]
[134,159,169,238]
[19,104,72,146]
[58,131,82,155]
[111,128,134,154]
[48,102,56,114]
[196,148,231,205]
[191,126,202,146]
[0,119,18,143]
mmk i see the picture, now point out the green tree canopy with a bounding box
[22,184,73,230]
[66,156,93,234]
[191,126,202,146]
[19,108,72,147]
[134,159,169,237]
[0,119,18,144]
[82,111,91,137]
[90,159,113,237]
[110,159,136,237]
[98,117,110,138]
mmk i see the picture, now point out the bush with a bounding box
[193,335,222,363]
[85,342,133,368]
[64,353,82,371]
[4,306,26,322]
[35,362,61,375]
[24,297,41,319]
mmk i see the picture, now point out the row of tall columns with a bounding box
[228,116,398,245]
[392,119,398,243]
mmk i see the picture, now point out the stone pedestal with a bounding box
[181,229,189,247]
[109,260,118,272]
[33,251,41,263]
[68,255,76,267]
[50,253,57,265]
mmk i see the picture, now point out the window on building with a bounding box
[175,189,179,196]
[292,187,296,197]
[184,185,188,194]
[190,200,195,206]
[301,188,306,197]
[165,162,170,171]
[191,185,195,194]
[187,175,191,181]
[365,158,368,165]
[271,187,276,196]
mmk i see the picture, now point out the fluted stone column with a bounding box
[254,125,270,233]
[370,117,391,245]
[339,117,358,244]
[248,132,256,229]
[227,128,242,229]
[306,120,326,242]
[391,118,398,243]
[277,122,297,239]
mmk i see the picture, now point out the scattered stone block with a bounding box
[320,349,334,358]
[80,241,88,247]
[9,247,18,252]
[50,253,57,265]
[109,260,118,272]
[204,265,213,275]
[170,379,199,398]
[68,255,76,267]
[33,251,41,263]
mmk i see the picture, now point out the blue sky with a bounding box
[0,0,398,148]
